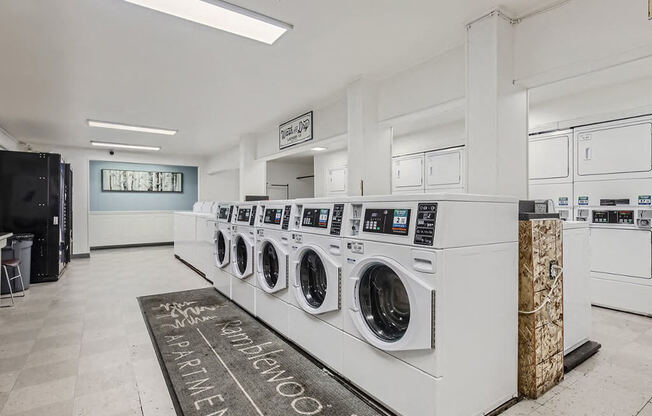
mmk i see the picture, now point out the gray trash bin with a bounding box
[0,233,34,294]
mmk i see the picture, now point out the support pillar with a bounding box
[466,10,528,198]
[346,78,392,196]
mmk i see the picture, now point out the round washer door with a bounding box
[261,241,280,289]
[235,235,248,275]
[298,249,328,308]
[216,230,228,266]
[358,264,410,343]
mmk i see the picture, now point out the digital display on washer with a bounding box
[218,207,230,220]
[264,208,283,225]
[363,209,411,236]
[237,208,251,223]
[302,208,330,228]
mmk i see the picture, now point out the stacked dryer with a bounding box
[213,202,236,298]
[230,202,260,315]
[573,116,652,316]
[253,201,296,336]
[338,194,518,416]
[528,130,574,220]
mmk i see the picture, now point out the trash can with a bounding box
[0,233,34,294]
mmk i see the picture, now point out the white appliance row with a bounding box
[209,194,519,416]
[529,114,652,316]
[173,201,218,281]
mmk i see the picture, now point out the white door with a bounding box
[425,147,465,190]
[392,154,424,194]
[529,134,570,180]
[590,227,651,279]
[327,167,347,195]
[577,123,652,177]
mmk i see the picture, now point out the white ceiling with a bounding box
[0,0,546,156]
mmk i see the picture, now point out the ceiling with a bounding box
[0,0,548,156]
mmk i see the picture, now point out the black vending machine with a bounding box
[0,151,73,282]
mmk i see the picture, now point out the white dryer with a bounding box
[213,202,236,298]
[340,194,518,416]
[254,201,296,336]
[287,198,349,373]
[230,202,260,315]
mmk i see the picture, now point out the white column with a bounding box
[238,135,266,200]
[466,10,528,198]
[346,78,392,196]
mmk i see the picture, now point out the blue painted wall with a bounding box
[89,160,198,211]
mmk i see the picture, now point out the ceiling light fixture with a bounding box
[91,141,161,151]
[311,147,328,152]
[88,120,177,135]
[123,0,293,45]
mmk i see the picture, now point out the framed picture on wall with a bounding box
[101,169,183,193]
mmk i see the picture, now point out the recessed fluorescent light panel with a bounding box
[311,147,328,152]
[124,0,292,45]
[88,120,177,136]
[91,141,161,151]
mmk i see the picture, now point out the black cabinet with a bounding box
[0,151,72,282]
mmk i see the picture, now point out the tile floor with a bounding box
[0,246,651,416]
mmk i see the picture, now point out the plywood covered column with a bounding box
[466,11,528,198]
[346,78,392,196]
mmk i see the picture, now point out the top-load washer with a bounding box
[253,200,297,336]
[287,198,350,373]
[230,202,260,315]
[339,194,518,416]
[213,202,236,299]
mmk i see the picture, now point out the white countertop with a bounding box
[0,232,13,249]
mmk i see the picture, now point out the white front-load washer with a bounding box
[213,202,236,298]
[230,202,260,315]
[339,194,518,416]
[287,198,349,373]
[253,201,297,336]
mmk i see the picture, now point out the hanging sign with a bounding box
[279,111,313,149]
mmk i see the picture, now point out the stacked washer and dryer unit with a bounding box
[529,114,652,317]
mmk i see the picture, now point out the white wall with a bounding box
[392,120,465,157]
[201,168,240,202]
[314,149,348,197]
[266,160,314,200]
[514,0,652,87]
[530,76,652,132]
[29,144,205,255]
[255,97,347,160]
[378,46,465,122]
[0,127,18,151]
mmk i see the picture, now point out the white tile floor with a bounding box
[0,246,651,416]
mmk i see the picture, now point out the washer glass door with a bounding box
[299,249,328,308]
[216,231,227,265]
[235,236,248,275]
[358,264,410,342]
[261,241,279,289]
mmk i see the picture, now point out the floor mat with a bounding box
[138,287,389,416]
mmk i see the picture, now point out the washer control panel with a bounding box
[249,205,257,226]
[592,210,634,224]
[282,205,292,230]
[330,204,345,236]
[414,203,438,246]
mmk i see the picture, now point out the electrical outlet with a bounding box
[549,260,559,279]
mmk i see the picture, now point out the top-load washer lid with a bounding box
[261,241,280,288]
[299,249,328,308]
[358,264,410,342]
